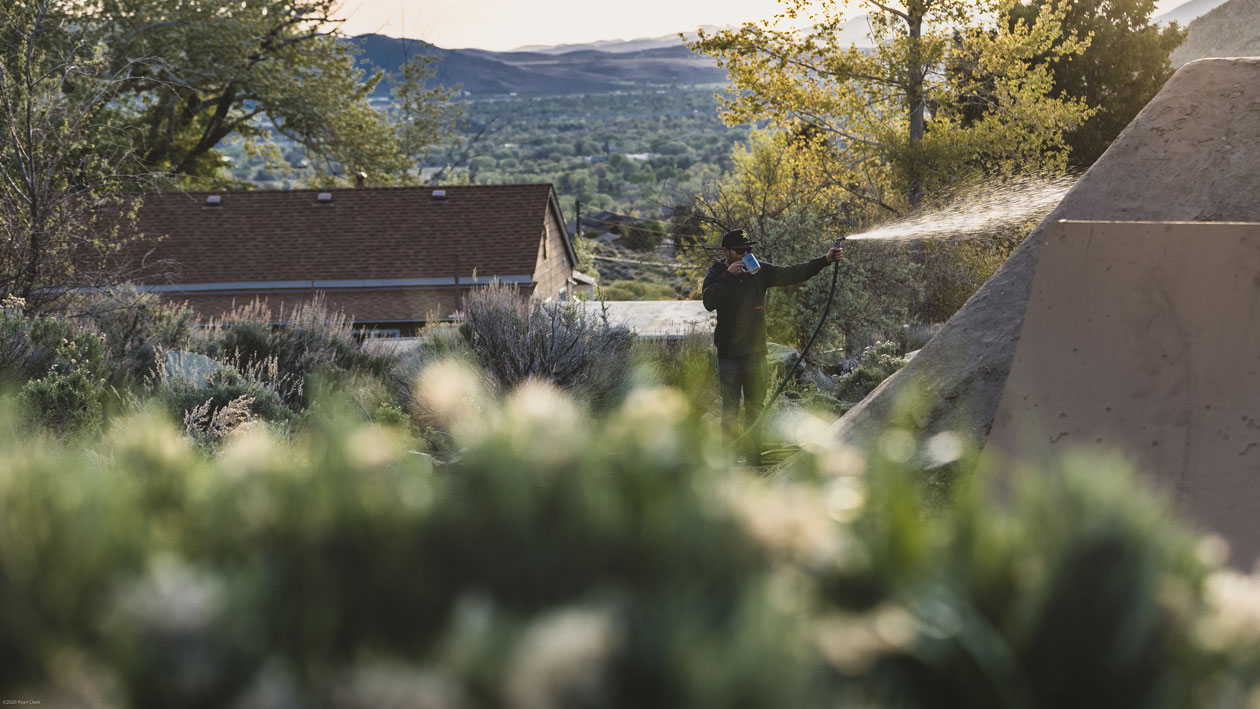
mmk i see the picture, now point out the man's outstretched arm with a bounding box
[764,246,844,287]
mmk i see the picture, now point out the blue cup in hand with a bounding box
[741,252,761,274]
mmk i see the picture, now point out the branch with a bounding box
[868,0,910,22]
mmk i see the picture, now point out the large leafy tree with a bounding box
[96,0,460,183]
[0,1,159,311]
[0,0,460,312]
[689,0,1092,210]
[1006,0,1186,169]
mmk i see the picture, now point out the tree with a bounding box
[0,2,159,312]
[0,0,464,312]
[688,0,1092,210]
[95,0,459,183]
[1005,0,1186,168]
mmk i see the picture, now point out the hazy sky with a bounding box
[333,0,1192,51]
[334,0,832,49]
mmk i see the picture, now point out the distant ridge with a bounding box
[1154,0,1232,25]
[511,28,716,55]
[351,16,875,96]
[1171,0,1260,66]
[351,33,727,95]
[511,17,875,56]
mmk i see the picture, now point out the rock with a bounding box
[765,343,802,372]
[162,350,221,387]
[803,366,838,393]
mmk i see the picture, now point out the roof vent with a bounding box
[431,189,447,201]
[316,192,333,205]
[204,195,222,207]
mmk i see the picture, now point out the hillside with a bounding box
[512,17,874,55]
[351,17,874,96]
[1154,0,1232,25]
[350,34,727,95]
[1171,0,1260,65]
[512,29,713,54]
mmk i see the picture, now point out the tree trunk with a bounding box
[906,4,926,207]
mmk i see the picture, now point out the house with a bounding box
[132,184,596,337]
[568,210,647,236]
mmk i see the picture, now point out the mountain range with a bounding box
[1171,0,1260,65]
[351,34,727,95]
[352,16,875,96]
[352,1,1248,97]
[1154,0,1233,24]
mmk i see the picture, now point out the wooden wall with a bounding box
[532,204,575,301]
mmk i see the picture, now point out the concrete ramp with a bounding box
[984,220,1260,564]
[827,58,1260,449]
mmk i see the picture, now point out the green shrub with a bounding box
[78,286,195,383]
[914,233,1021,324]
[371,401,413,429]
[193,297,394,408]
[598,279,676,301]
[0,298,73,383]
[460,283,633,409]
[835,340,906,411]
[168,364,295,422]
[19,332,109,433]
[623,220,666,251]
[389,323,476,408]
[0,381,1258,705]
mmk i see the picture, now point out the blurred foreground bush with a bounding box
[2,369,1260,707]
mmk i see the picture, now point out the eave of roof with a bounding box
[547,189,580,269]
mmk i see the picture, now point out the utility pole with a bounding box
[453,255,461,312]
[574,200,581,248]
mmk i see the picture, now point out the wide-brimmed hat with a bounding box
[721,229,758,249]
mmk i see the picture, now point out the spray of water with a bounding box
[846,175,1078,242]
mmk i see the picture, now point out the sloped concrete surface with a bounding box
[828,58,1260,449]
[986,221,1260,564]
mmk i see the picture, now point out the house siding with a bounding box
[171,288,460,330]
[533,207,574,300]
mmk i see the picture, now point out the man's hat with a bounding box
[721,229,758,249]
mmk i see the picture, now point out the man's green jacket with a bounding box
[701,256,830,360]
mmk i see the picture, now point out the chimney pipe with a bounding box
[355,172,367,189]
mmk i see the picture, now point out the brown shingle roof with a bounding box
[134,184,565,284]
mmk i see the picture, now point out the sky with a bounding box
[333,0,831,50]
[333,0,1194,51]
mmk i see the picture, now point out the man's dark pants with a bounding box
[717,355,767,464]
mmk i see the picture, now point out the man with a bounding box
[701,228,844,464]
